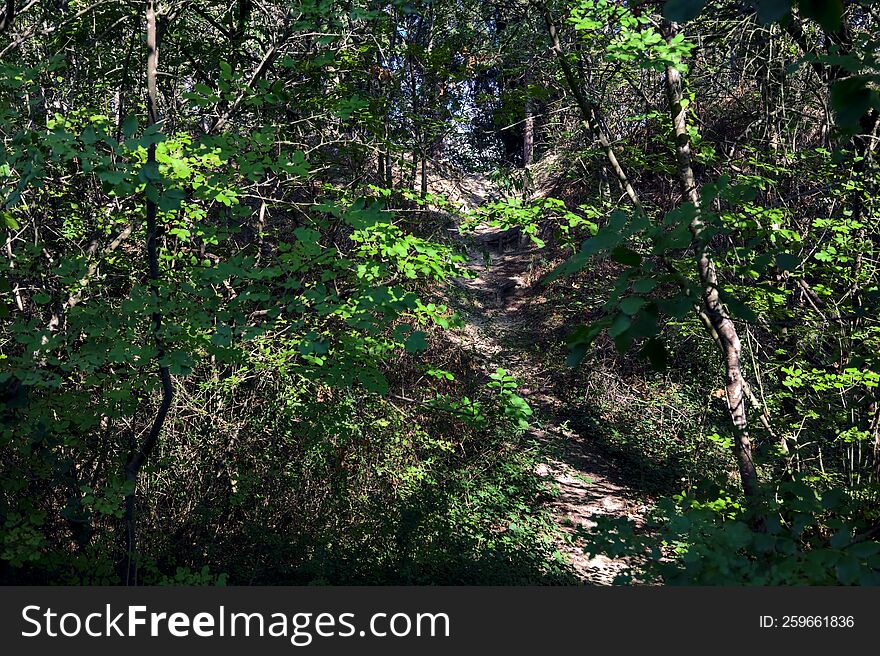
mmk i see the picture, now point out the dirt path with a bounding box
[447,224,648,585]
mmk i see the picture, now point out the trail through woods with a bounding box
[433,169,650,584]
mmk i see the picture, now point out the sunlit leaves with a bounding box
[1,211,18,229]
[351,218,464,282]
[488,368,533,429]
[573,1,695,71]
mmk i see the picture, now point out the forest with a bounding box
[0,0,878,586]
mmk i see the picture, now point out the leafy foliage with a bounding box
[0,0,878,586]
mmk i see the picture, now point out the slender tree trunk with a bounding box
[523,68,534,166]
[410,148,418,192]
[662,21,759,500]
[420,153,427,198]
[122,0,174,585]
[407,24,420,194]
[0,0,15,33]
[385,150,392,189]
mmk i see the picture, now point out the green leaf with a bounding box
[799,0,843,33]
[829,529,852,550]
[121,115,138,137]
[299,336,328,356]
[619,296,646,315]
[830,77,876,129]
[211,325,233,347]
[658,292,696,319]
[1,211,19,229]
[81,125,97,145]
[133,125,166,148]
[753,0,791,23]
[359,369,389,395]
[546,211,630,280]
[835,555,861,585]
[654,222,693,253]
[663,0,707,22]
[611,246,642,266]
[641,337,668,371]
[629,303,660,339]
[775,252,800,271]
[846,541,880,559]
[159,188,186,212]
[663,202,697,226]
[138,162,162,183]
[163,350,194,375]
[565,320,610,367]
[722,293,757,322]
[633,278,658,294]
[98,170,126,185]
[608,312,632,338]
[405,330,428,353]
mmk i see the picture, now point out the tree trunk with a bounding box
[662,21,759,500]
[122,0,174,585]
[420,153,428,198]
[0,0,15,33]
[523,69,534,166]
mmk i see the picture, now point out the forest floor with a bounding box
[434,170,650,584]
